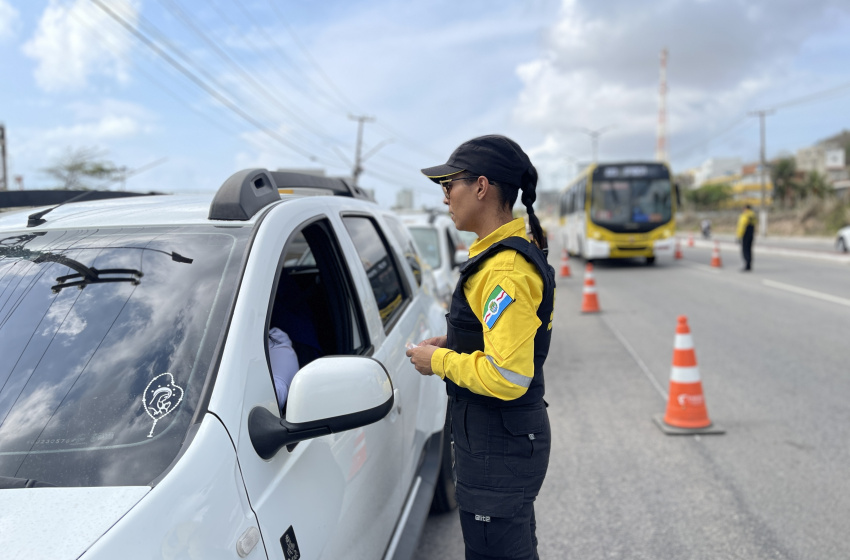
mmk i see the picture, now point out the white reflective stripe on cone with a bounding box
[670,366,701,383]
[674,334,694,349]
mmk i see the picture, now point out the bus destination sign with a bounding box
[597,164,668,179]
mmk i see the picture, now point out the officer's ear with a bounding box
[476,177,492,201]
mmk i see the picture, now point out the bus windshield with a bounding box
[590,165,672,231]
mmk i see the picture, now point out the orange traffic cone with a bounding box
[580,263,600,313]
[654,316,724,435]
[559,249,571,278]
[710,241,722,267]
[687,233,694,247]
[674,238,683,260]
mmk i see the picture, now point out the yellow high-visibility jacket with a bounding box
[430,219,544,401]
[736,208,756,239]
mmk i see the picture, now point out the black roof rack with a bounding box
[209,169,373,221]
[209,169,280,221]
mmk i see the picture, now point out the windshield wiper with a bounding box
[29,252,143,293]
[0,475,57,489]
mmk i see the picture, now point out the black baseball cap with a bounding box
[421,134,536,188]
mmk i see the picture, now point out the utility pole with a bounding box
[349,114,375,189]
[748,109,774,237]
[0,124,8,191]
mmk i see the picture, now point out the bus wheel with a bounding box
[645,256,656,265]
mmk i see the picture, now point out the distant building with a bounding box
[693,157,742,187]
[734,162,773,207]
[796,130,850,185]
[395,189,414,210]
[699,161,773,208]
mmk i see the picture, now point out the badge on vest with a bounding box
[483,285,513,329]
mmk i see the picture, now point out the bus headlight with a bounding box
[593,231,602,239]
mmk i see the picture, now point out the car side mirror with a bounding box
[249,356,394,460]
[453,249,468,268]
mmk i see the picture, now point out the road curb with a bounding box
[685,238,850,264]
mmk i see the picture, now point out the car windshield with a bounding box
[0,226,250,487]
[408,227,441,268]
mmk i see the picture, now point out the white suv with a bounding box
[0,170,455,560]
[401,212,468,307]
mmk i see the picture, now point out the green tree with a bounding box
[801,170,831,200]
[771,157,799,208]
[42,147,126,190]
[684,183,733,210]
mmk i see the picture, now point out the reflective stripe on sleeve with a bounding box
[486,355,532,388]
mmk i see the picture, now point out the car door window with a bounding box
[269,219,369,379]
[383,215,423,287]
[342,216,410,330]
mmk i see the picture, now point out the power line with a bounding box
[76,4,345,172]
[264,0,359,115]
[768,80,850,111]
[69,7,246,140]
[90,0,337,167]
[672,81,850,163]
[126,0,343,160]
[670,116,753,161]
[153,0,342,156]
[261,0,446,164]
[225,0,354,117]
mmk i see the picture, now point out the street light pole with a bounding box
[574,126,615,163]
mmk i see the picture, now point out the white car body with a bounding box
[0,170,452,560]
[836,225,850,252]
[401,213,468,307]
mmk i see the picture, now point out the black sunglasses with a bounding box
[439,176,478,198]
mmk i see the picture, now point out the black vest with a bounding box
[445,237,555,406]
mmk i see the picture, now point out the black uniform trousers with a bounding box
[451,397,551,560]
[742,225,754,270]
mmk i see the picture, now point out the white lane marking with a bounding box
[601,315,668,401]
[762,279,850,308]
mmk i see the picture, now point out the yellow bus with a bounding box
[558,162,679,264]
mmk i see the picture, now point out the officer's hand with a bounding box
[419,335,447,348]
[406,344,438,376]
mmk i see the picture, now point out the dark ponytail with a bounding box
[521,166,547,254]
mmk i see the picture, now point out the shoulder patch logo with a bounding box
[483,285,514,329]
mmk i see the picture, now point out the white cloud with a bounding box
[0,0,19,40]
[22,0,140,92]
[42,115,143,142]
[514,0,850,176]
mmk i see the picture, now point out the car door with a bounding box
[343,212,449,488]
[209,203,403,560]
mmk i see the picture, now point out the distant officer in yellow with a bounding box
[406,135,555,560]
[736,204,757,272]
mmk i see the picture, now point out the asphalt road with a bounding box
[414,240,850,560]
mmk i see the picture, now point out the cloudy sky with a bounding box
[1,0,849,208]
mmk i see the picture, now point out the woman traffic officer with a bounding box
[406,135,556,560]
